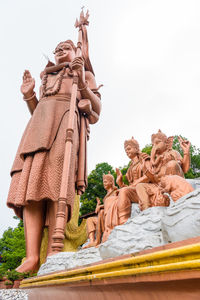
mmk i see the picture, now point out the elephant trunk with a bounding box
[151,145,158,165]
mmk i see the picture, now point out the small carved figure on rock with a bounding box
[136,130,191,210]
[83,173,117,248]
[160,175,194,202]
[83,197,104,249]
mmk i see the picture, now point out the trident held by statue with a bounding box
[51,8,90,253]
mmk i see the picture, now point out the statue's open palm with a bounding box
[21,70,35,97]
[178,136,191,154]
[116,168,123,188]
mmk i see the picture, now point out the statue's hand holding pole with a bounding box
[72,54,100,124]
[71,56,86,89]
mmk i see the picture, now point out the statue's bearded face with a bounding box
[54,42,76,64]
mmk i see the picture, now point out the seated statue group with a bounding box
[84,130,194,249]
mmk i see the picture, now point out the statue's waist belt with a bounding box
[40,93,72,102]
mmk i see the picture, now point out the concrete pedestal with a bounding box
[18,237,200,299]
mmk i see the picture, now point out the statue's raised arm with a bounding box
[21,70,38,114]
[178,136,191,173]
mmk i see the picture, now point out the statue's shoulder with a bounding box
[85,70,94,80]
[170,149,182,160]
[140,152,150,161]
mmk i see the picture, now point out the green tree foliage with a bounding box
[0,218,25,274]
[141,144,152,155]
[80,163,115,215]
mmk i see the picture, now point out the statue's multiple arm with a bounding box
[71,57,101,124]
[138,159,159,184]
[178,137,191,174]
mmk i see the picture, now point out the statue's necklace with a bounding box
[42,67,66,97]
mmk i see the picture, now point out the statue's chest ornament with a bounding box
[42,67,71,97]
[129,161,140,181]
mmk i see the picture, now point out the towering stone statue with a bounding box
[7,10,101,273]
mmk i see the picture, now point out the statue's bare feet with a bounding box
[16,257,39,273]
[82,240,97,249]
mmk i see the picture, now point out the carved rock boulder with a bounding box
[162,188,200,243]
[99,205,167,259]
[38,247,101,276]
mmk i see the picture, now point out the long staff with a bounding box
[51,9,89,253]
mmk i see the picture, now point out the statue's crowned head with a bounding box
[124,137,139,153]
[53,35,94,75]
[103,172,114,184]
[103,172,114,190]
[54,40,76,53]
[151,130,167,145]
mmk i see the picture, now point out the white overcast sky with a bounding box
[1,0,200,237]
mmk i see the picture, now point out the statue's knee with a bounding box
[117,188,129,209]
[86,217,95,229]
[136,183,145,193]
